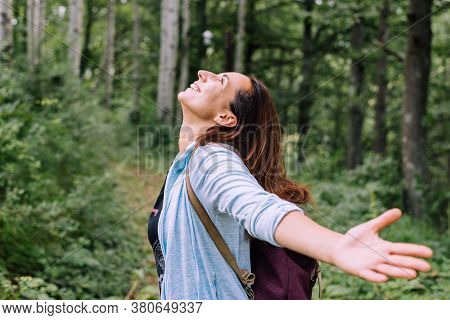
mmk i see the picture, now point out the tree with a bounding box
[68,0,84,76]
[190,0,207,76]
[297,0,314,163]
[401,0,433,218]
[347,13,365,169]
[80,0,94,77]
[26,0,45,68]
[243,0,255,74]
[373,0,390,155]
[224,27,234,71]
[156,0,180,122]
[103,0,116,109]
[234,0,246,73]
[130,0,142,123]
[0,0,13,58]
[175,0,191,125]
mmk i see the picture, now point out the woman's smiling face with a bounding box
[178,70,252,126]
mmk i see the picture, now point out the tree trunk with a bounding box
[243,0,255,74]
[157,0,180,122]
[80,0,94,77]
[103,0,115,109]
[347,15,365,169]
[277,49,287,127]
[68,0,84,76]
[234,0,246,72]
[190,0,206,76]
[224,28,234,71]
[373,0,390,155]
[297,0,314,163]
[129,0,142,123]
[174,0,190,126]
[26,0,45,68]
[0,0,13,58]
[402,0,432,218]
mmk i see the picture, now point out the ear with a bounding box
[213,112,237,127]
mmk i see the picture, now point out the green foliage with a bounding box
[0,65,144,299]
[302,156,449,299]
[1,0,448,300]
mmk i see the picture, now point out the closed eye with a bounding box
[219,74,229,85]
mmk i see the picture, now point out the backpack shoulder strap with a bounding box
[185,145,255,299]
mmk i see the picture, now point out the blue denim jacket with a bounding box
[158,141,303,299]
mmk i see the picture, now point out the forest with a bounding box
[0,0,448,299]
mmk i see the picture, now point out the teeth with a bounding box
[190,84,199,92]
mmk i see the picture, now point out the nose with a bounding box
[197,70,217,82]
[197,70,207,82]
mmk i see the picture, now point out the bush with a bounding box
[301,156,449,299]
[0,66,143,299]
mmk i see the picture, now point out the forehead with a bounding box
[221,72,252,92]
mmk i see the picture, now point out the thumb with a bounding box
[367,208,402,233]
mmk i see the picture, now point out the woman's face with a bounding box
[178,70,251,127]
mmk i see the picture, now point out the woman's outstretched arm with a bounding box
[189,144,433,283]
[274,208,433,282]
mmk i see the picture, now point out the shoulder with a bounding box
[191,142,245,170]
[195,142,239,157]
[187,142,254,187]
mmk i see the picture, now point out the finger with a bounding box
[390,242,434,258]
[373,263,417,279]
[358,270,388,283]
[368,208,402,232]
[387,254,432,272]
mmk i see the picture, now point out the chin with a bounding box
[178,93,191,110]
[178,91,189,104]
[178,90,198,105]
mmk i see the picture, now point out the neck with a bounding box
[178,120,214,153]
[178,124,197,153]
[178,105,216,153]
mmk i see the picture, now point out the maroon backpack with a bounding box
[251,238,321,299]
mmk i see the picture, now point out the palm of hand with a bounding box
[330,209,433,283]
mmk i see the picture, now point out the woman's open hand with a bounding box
[330,208,434,282]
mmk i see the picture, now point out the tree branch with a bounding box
[372,39,404,62]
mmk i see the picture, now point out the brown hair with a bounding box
[196,75,313,206]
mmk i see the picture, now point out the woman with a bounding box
[148,70,433,300]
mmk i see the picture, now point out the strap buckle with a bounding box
[240,269,256,286]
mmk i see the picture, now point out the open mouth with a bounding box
[189,83,200,92]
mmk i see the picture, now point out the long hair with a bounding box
[196,76,313,206]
